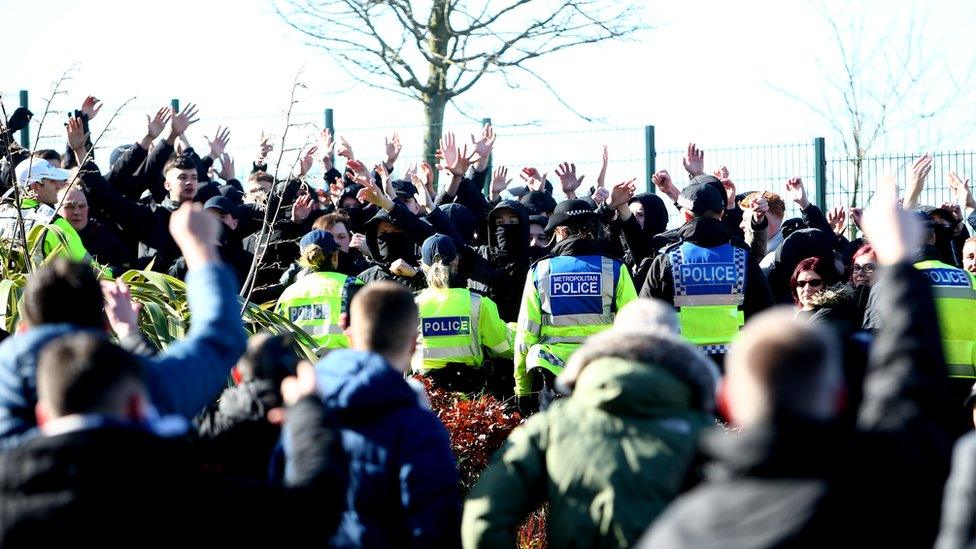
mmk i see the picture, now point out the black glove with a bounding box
[516,394,538,417]
[6,107,32,133]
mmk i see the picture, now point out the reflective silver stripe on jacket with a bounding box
[539,335,587,344]
[305,324,345,336]
[423,345,480,359]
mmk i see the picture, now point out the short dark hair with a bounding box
[32,149,61,163]
[37,333,144,417]
[789,256,840,305]
[163,154,197,174]
[349,281,418,356]
[21,258,104,328]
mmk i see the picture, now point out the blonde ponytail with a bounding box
[423,261,453,290]
[301,244,327,272]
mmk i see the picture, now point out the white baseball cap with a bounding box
[15,158,71,186]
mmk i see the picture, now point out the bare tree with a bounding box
[273,0,647,167]
[775,3,975,210]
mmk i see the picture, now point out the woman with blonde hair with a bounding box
[275,230,363,354]
[413,234,512,393]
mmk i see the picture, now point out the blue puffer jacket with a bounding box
[308,350,461,548]
[0,264,247,449]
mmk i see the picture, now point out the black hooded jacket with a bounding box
[474,200,532,322]
[640,263,953,549]
[639,216,773,320]
[357,209,425,291]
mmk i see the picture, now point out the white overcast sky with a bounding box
[2,0,975,196]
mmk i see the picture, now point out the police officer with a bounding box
[413,234,512,393]
[0,158,88,263]
[908,211,976,381]
[640,177,773,359]
[275,230,363,354]
[514,199,637,412]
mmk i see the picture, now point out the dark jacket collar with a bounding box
[550,234,604,257]
[701,414,845,480]
[675,216,735,248]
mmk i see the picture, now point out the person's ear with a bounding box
[35,401,49,428]
[715,377,732,425]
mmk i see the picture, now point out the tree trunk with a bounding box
[423,93,447,188]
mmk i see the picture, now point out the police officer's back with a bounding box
[413,235,512,393]
[275,230,363,354]
[514,199,637,412]
[641,178,773,357]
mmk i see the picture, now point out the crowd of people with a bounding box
[0,96,974,547]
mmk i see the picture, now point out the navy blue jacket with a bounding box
[302,350,461,548]
[0,264,247,449]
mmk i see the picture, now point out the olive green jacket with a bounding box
[463,354,713,548]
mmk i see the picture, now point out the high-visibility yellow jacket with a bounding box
[412,287,512,373]
[275,271,363,354]
[513,254,636,396]
[915,259,976,379]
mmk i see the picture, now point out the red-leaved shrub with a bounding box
[414,376,548,548]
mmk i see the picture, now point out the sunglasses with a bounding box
[797,279,824,289]
[852,263,876,274]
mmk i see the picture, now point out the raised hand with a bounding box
[683,143,704,177]
[609,178,637,208]
[591,186,610,205]
[438,132,459,170]
[651,169,679,201]
[490,166,512,200]
[291,192,315,223]
[145,107,172,141]
[345,159,370,181]
[355,171,393,210]
[375,162,393,198]
[904,153,933,209]
[863,175,923,265]
[849,207,864,230]
[471,123,495,171]
[555,162,585,197]
[785,177,810,209]
[948,171,976,210]
[521,167,546,192]
[417,161,435,196]
[412,172,434,213]
[296,146,320,178]
[748,194,769,222]
[713,165,730,180]
[218,153,235,181]
[827,206,847,236]
[257,131,274,163]
[205,126,231,160]
[81,95,103,120]
[384,132,402,168]
[390,258,417,277]
[597,145,609,188]
[328,177,345,207]
[336,136,354,161]
[719,176,736,210]
[168,103,200,143]
[101,279,143,339]
[169,202,220,269]
[349,232,366,250]
[66,116,88,154]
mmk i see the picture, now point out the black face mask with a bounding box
[528,245,549,262]
[494,224,525,255]
[376,232,414,262]
[342,206,365,233]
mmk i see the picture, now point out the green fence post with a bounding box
[18,90,29,149]
[645,125,656,194]
[324,108,334,136]
[170,98,180,114]
[814,137,826,208]
[482,117,492,196]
